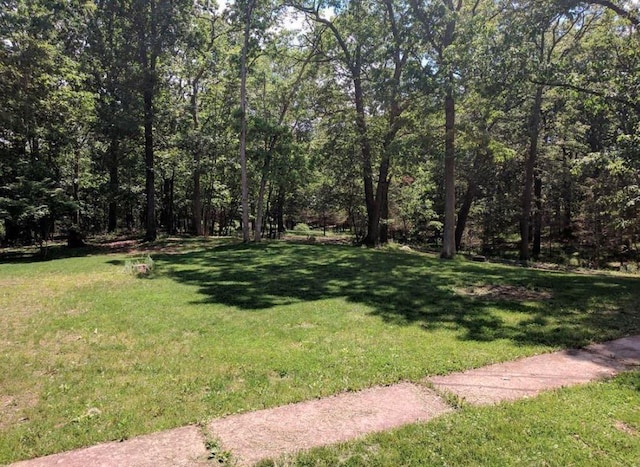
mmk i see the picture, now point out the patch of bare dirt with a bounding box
[458,284,552,301]
[615,421,638,436]
[1,392,39,430]
[282,234,354,245]
[99,239,184,255]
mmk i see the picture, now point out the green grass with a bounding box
[1,238,639,463]
[274,371,640,466]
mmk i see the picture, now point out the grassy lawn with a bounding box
[1,238,639,463]
[272,371,640,466]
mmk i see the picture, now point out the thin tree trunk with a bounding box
[138,7,157,242]
[239,0,255,243]
[108,137,119,232]
[143,79,156,241]
[255,166,269,241]
[191,79,204,236]
[533,172,542,259]
[520,85,544,261]
[276,186,285,234]
[441,87,456,259]
[380,183,390,244]
[455,182,476,252]
[440,3,458,259]
[352,47,378,247]
[162,171,175,234]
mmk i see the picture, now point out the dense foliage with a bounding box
[1,0,638,264]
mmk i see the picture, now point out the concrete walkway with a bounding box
[12,335,640,467]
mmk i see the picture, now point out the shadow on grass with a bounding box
[153,242,640,350]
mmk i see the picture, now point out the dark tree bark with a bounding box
[239,0,255,243]
[161,172,175,234]
[191,79,204,236]
[276,186,285,234]
[455,182,476,252]
[135,2,158,242]
[441,87,456,258]
[520,85,544,261]
[411,0,460,258]
[107,137,119,232]
[532,172,542,259]
[380,183,390,244]
[292,2,408,248]
[142,71,156,241]
[352,46,378,247]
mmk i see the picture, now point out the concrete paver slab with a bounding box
[585,335,640,366]
[208,382,451,466]
[11,425,209,467]
[10,335,640,466]
[428,348,631,405]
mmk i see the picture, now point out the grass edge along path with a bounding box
[11,334,640,467]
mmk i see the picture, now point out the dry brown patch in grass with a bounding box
[458,285,552,301]
[0,392,40,430]
[615,420,638,436]
[284,235,353,245]
[100,238,195,255]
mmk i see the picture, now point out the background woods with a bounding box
[1,0,638,265]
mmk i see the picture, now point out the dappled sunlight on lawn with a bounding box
[153,242,640,349]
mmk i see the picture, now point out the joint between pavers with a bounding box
[197,421,236,465]
[419,379,468,410]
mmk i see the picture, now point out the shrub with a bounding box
[123,255,154,277]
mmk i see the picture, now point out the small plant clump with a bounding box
[123,254,154,276]
[205,439,232,464]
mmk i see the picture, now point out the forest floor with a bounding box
[11,335,640,466]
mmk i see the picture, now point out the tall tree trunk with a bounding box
[137,7,157,242]
[143,77,156,241]
[455,182,476,252]
[108,137,119,232]
[239,0,254,243]
[561,147,573,241]
[520,85,544,261]
[351,48,378,247]
[533,172,542,259]
[162,172,175,234]
[441,87,456,259]
[276,186,285,234]
[380,182,390,244]
[254,163,269,242]
[73,148,81,226]
[191,79,203,236]
[439,3,458,259]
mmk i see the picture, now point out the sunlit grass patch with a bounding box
[1,239,639,463]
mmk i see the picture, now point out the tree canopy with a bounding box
[1,0,638,265]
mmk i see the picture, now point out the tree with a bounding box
[410,0,476,259]
[0,0,94,243]
[291,0,418,247]
[128,0,190,241]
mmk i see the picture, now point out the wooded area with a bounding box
[1,0,638,264]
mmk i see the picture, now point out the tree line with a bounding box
[1,0,638,264]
